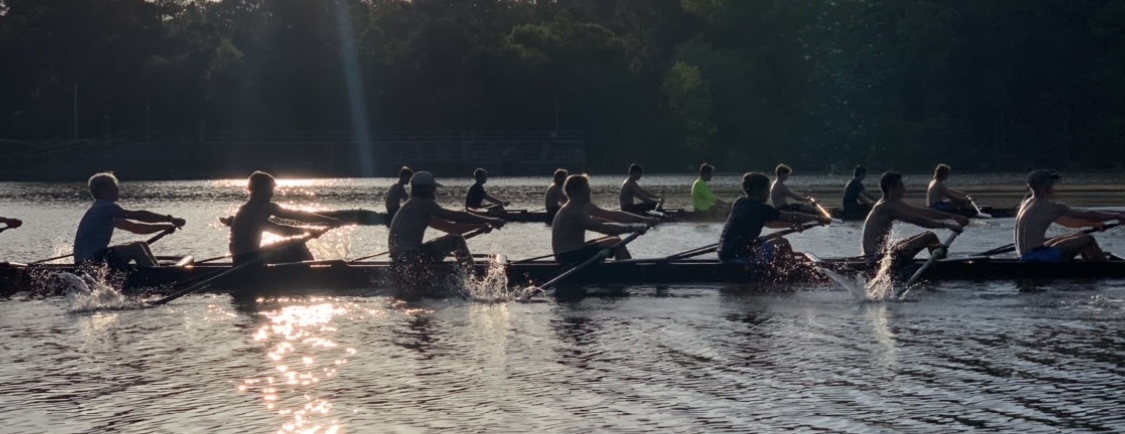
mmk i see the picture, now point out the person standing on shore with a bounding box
[73,172,186,268]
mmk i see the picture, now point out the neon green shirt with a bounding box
[692,178,718,211]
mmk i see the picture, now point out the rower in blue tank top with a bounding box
[73,172,185,268]
[718,172,828,266]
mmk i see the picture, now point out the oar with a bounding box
[809,198,844,224]
[31,226,178,265]
[348,226,490,263]
[0,226,11,234]
[972,222,1122,257]
[519,231,644,301]
[146,230,327,306]
[616,221,824,264]
[510,235,616,264]
[967,196,992,218]
[894,231,960,299]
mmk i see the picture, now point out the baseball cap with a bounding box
[410,171,442,187]
[1026,169,1060,189]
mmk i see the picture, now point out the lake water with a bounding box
[2,175,1125,433]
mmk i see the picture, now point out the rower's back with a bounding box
[925,179,944,206]
[769,179,787,207]
[619,178,637,209]
[860,200,898,257]
[228,200,276,257]
[388,197,441,255]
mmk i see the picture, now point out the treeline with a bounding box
[2,0,1124,172]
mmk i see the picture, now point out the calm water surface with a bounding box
[2,177,1125,433]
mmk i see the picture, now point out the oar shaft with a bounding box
[535,232,643,290]
[32,226,177,264]
[349,227,490,263]
[897,231,960,297]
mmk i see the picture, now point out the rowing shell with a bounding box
[3,253,1125,298]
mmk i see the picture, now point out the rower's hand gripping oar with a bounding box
[894,231,960,299]
[31,224,180,265]
[809,198,844,224]
[146,228,331,306]
[519,231,645,301]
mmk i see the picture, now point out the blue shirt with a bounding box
[73,199,124,263]
[718,198,781,261]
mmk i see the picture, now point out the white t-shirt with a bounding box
[73,199,124,263]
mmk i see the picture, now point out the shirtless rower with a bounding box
[543,168,568,224]
[620,163,663,214]
[862,172,969,261]
[73,172,185,267]
[692,163,731,218]
[385,166,412,224]
[465,168,509,215]
[718,172,829,265]
[391,171,504,269]
[841,165,877,220]
[770,164,816,213]
[926,164,973,212]
[229,171,341,265]
[1015,170,1125,262]
[554,174,660,263]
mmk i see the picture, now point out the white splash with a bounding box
[54,272,143,312]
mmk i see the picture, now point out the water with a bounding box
[2,176,1125,432]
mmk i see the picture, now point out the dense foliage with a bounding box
[2,0,1123,172]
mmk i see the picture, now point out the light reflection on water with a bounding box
[2,179,1125,432]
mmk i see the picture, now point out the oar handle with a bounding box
[897,231,960,297]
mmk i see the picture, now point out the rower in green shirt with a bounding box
[692,163,731,217]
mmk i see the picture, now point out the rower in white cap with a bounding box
[388,171,505,269]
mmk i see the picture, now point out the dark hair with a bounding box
[563,174,589,199]
[880,172,903,196]
[87,172,118,199]
[853,165,867,177]
[741,172,771,195]
[699,163,714,177]
[473,168,488,182]
[398,166,413,182]
[628,163,643,174]
[775,164,792,176]
[248,171,276,193]
[552,168,568,184]
[933,164,951,180]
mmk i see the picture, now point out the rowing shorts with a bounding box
[555,245,607,266]
[391,248,444,265]
[721,242,775,266]
[622,202,658,214]
[929,202,956,212]
[76,248,125,269]
[1021,246,1066,262]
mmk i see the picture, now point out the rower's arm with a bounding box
[633,184,661,203]
[0,217,21,227]
[782,184,809,202]
[587,204,659,225]
[120,209,180,225]
[431,206,504,228]
[115,219,172,235]
[483,191,507,205]
[1059,206,1124,227]
[263,221,307,237]
[942,186,970,201]
[766,211,826,228]
[908,204,969,226]
[428,218,480,234]
[893,205,962,231]
[579,213,636,236]
[861,191,878,203]
[273,205,341,226]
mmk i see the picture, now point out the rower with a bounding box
[926,164,973,212]
[554,174,660,263]
[73,172,186,268]
[770,164,816,213]
[465,168,509,216]
[543,168,568,223]
[692,163,731,218]
[0,217,22,229]
[841,165,877,220]
[385,166,412,224]
[1015,170,1125,262]
[392,171,505,269]
[619,163,663,214]
[862,172,968,262]
[229,171,341,265]
[718,172,829,265]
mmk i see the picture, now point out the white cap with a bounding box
[410,171,442,187]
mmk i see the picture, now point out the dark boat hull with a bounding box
[4,254,1124,298]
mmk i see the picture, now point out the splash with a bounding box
[817,266,869,301]
[865,247,899,301]
[57,272,143,312]
[457,258,514,303]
